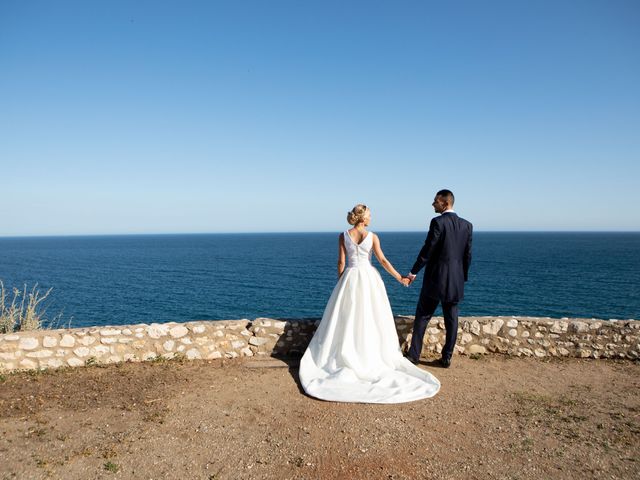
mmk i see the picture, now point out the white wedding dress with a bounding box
[299,231,440,403]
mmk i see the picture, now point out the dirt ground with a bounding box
[0,354,638,480]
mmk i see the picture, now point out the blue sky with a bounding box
[1,0,639,235]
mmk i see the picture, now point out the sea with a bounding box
[0,232,638,329]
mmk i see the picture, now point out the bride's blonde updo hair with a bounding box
[347,204,369,226]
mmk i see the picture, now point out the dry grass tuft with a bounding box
[0,280,68,333]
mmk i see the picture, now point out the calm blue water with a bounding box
[0,232,638,328]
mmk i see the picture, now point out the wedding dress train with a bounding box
[299,231,440,403]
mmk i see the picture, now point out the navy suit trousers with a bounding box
[408,295,459,361]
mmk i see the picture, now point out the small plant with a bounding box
[0,280,69,333]
[104,461,119,473]
[521,437,534,451]
[85,357,98,367]
[26,368,44,377]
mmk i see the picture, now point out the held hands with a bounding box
[399,273,416,287]
[399,275,415,287]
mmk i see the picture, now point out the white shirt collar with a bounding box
[441,208,455,214]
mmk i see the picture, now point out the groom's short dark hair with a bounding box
[436,189,455,205]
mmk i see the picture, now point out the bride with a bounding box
[299,204,440,403]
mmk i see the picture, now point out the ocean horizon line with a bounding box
[1,231,637,323]
[1,229,640,239]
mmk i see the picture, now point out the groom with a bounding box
[404,189,473,368]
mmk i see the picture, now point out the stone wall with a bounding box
[1,316,638,372]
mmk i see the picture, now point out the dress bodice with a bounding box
[344,230,373,268]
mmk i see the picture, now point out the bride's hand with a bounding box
[399,276,410,287]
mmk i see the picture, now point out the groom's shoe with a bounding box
[404,354,420,365]
[438,357,451,368]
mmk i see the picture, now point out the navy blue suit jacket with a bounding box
[410,212,473,303]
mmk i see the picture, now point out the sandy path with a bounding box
[1,355,638,479]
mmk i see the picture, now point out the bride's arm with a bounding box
[371,234,403,282]
[337,233,346,278]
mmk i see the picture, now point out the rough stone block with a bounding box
[41,358,64,369]
[482,319,504,335]
[147,324,170,339]
[468,344,487,355]
[19,358,38,369]
[67,357,84,367]
[73,347,90,357]
[572,321,590,333]
[100,329,121,336]
[43,336,58,348]
[26,350,53,358]
[18,337,39,350]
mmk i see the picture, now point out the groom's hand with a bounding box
[406,273,416,286]
[400,277,410,287]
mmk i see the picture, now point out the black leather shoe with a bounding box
[438,357,451,368]
[404,354,420,365]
